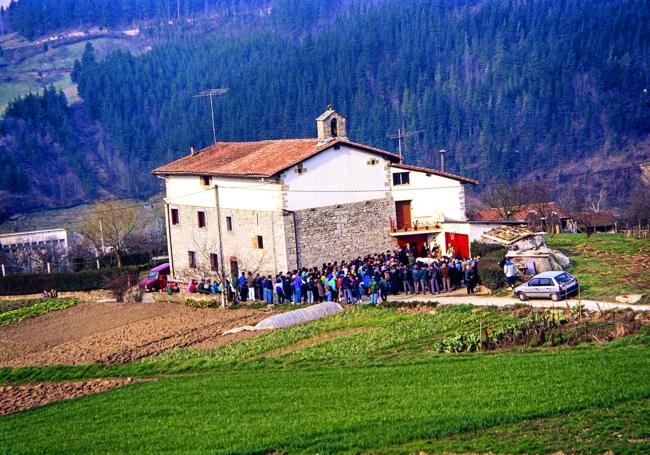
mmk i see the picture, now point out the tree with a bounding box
[623,182,650,226]
[77,200,142,268]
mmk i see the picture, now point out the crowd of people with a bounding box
[176,242,484,305]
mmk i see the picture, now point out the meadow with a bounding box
[546,233,649,303]
[1,304,649,453]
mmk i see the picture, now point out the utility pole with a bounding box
[387,125,425,159]
[194,88,229,144]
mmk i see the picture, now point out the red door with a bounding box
[395,201,412,230]
[445,232,470,259]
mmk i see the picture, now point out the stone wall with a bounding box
[285,197,397,270]
[168,203,289,280]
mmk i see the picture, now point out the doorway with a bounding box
[229,257,239,282]
[395,200,412,230]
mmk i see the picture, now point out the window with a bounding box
[392,172,410,186]
[554,273,572,283]
[200,175,211,187]
[528,279,541,286]
[295,163,305,174]
[331,117,338,136]
[226,216,233,231]
[170,208,180,225]
[257,235,264,249]
[197,211,206,228]
[538,278,552,286]
[367,158,379,166]
[188,251,197,268]
[210,253,219,271]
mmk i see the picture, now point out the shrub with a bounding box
[470,241,503,258]
[478,250,507,291]
[0,264,153,296]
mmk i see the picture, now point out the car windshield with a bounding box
[148,272,159,279]
[554,273,572,283]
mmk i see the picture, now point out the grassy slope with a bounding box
[0,343,647,453]
[0,198,160,233]
[546,233,649,303]
[0,305,648,453]
[0,34,147,112]
[393,397,650,454]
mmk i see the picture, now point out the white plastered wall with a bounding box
[282,144,391,211]
[390,168,467,222]
[164,175,283,211]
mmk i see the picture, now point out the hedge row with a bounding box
[0,264,153,296]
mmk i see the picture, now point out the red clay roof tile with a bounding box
[152,138,402,178]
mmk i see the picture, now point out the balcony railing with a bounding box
[389,215,444,233]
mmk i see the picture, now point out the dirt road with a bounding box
[392,293,650,312]
[0,301,268,368]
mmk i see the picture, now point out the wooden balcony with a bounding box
[389,216,443,235]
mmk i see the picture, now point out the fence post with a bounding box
[47,262,51,274]
[1,264,5,277]
[96,258,101,270]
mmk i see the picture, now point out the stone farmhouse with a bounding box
[152,107,479,281]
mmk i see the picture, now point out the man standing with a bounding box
[504,258,517,288]
[238,272,248,302]
[293,274,303,305]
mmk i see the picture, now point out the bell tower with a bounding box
[316,104,347,144]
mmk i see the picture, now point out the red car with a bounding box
[138,263,170,292]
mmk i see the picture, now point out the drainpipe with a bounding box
[214,184,227,308]
[163,201,175,278]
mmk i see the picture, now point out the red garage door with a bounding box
[445,232,469,259]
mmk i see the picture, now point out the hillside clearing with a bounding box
[546,233,649,303]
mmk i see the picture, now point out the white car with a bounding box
[514,271,579,302]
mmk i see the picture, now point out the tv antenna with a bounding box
[386,124,425,159]
[194,88,229,144]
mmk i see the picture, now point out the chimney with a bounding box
[439,149,446,173]
[190,146,196,156]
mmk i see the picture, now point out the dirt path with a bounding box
[0,378,138,416]
[0,301,269,367]
[391,293,650,312]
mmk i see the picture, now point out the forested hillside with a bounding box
[1,0,649,217]
[0,87,131,218]
[5,0,267,39]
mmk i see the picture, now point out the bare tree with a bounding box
[624,182,650,226]
[586,188,607,212]
[77,201,142,268]
[481,183,525,220]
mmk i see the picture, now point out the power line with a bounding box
[3,160,648,222]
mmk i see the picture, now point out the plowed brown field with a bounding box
[0,301,268,368]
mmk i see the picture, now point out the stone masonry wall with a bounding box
[284,197,397,270]
[168,204,289,280]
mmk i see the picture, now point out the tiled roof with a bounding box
[390,163,479,185]
[578,211,617,227]
[152,138,401,178]
[467,202,569,222]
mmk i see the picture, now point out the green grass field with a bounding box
[546,233,649,303]
[1,342,648,453]
[0,34,148,112]
[0,304,649,453]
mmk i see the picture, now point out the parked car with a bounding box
[514,271,578,301]
[138,263,170,292]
